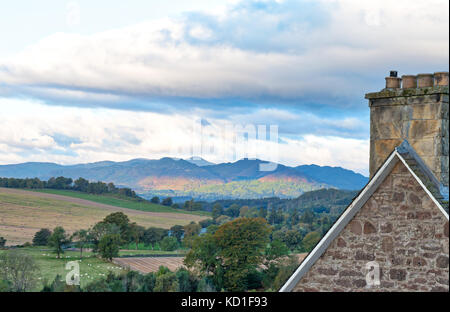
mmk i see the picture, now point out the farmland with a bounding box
[0,247,124,290]
[0,188,208,246]
[31,189,210,216]
[113,257,185,274]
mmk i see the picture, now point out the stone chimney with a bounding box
[365,71,449,187]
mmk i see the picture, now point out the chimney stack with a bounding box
[365,71,449,187]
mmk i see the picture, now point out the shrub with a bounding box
[33,228,52,246]
[159,236,178,251]
[0,250,39,292]
[150,196,160,204]
[154,271,178,292]
[161,197,173,206]
[0,237,6,248]
[176,268,198,292]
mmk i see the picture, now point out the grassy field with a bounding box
[31,189,210,216]
[0,189,208,245]
[0,247,124,291]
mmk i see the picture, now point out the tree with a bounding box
[160,236,178,251]
[137,273,157,292]
[186,217,272,292]
[302,231,321,251]
[107,182,117,193]
[32,228,52,246]
[265,240,289,262]
[48,176,73,189]
[258,206,267,219]
[225,204,240,218]
[267,208,277,225]
[102,212,131,242]
[290,208,300,226]
[90,222,119,253]
[98,234,121,261]
[212,203,223,220]
[276,229,303,251]
[48,227,70,259]
[272,256,299,291]
[161,197,173,206]
[215,215,231,225]
[184,234,220,282]
[129,223,145,250]
[192,202,203,211]
[183,222,201,247]
[0,237,6,248]
[170,225,184,242]
[74,177,89,192]
[239,206,250,217]
[0,250,39,292]
[176,268,198,292]
[214,218,271,291]
[300,209,314,224]
[151,196,160,204]
[143,227,168,249]
[183,199,194,211]
[71,229,90,258]
[154,269,178,292]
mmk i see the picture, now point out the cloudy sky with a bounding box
[0,0,448,175]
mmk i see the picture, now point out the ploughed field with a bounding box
[113,257,186,273]
[0,188,207,246]
[113,253,309,275]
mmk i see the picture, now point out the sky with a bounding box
[0,0,448,176]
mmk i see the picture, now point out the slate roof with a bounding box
[280,140,449,292]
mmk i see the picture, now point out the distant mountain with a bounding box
[0,158,368,200]
[185,157,215,167]
[295,165,368,190]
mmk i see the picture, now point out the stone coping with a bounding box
[365,86,449,100]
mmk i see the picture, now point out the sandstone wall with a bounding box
[293,161,449,292]
[366,86,449,186]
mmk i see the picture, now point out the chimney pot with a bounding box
[417,73,433,88]
[385,77,401,89]
[434,72,449,86]
[401,75,417,89]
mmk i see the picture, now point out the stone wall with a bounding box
[366,86,449,186]
[293,161,449,292]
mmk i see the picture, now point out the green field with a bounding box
[0,247,124,291]
[31,189,210,216]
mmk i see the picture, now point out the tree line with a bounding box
[0,176,139,198]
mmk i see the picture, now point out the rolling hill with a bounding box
[0,158,368,200]
[0,187,207,246]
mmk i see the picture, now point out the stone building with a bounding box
[280,71,449,292]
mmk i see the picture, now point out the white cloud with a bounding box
[0,0,447,109]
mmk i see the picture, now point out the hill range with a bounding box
[0,158,368,200]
